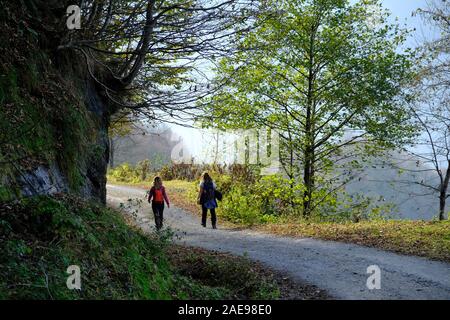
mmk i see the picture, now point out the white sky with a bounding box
[169,0,439,162]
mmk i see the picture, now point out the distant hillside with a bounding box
[345,151,440,220]
[110,125,178,170]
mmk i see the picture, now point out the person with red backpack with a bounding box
[148,176,170,230]
[197,172,218,229]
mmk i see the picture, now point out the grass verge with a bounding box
[256,221,450,262]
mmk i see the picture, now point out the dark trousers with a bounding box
[152,202,164,230]
[202,206,216,227]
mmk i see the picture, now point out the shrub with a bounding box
[136,159,152,181]
[108,162,152,184]
[159,163,256,182]
[217,172,390,224]
[254,175,305,216]
[220,183,261,225]
[159,164,175,181]
[108,163,135,182]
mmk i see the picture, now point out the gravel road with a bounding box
[107,184,450,300]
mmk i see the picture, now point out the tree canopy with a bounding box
[202,0,418,215]
[57,0,262,124]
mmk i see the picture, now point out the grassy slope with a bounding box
[127,179,450,263]
[168,245,329,300]
[0,194,283,299]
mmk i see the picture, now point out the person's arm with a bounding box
[197,183,203,204]
[148,187,153,203]
[162,187,170,208]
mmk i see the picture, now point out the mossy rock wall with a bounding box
[0,0,109,203]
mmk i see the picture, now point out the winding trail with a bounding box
[107,184,450,300]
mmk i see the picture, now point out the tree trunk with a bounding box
[439,162,450,220]
[214,131,219,165]
[302,92,314,216]
[439,192,446,221]
[303,154,313,216]
[302,23,317,217]
[109,136,115,169]
[302,144,316,217]
[287,127,294,179]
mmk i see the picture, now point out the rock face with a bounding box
[18,164,69,197]
[81,80,110,204]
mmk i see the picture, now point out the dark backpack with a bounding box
[214,189,223,201]
[201,181,215,204]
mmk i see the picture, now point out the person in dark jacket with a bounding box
[197,172,217,229]
[148,176,170,230]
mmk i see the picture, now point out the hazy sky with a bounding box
[382,0,439,46]
[170,0,437,161]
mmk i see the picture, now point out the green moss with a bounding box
[0,68,16,105]
[6,68,19,102]
[57,105,94,191]
[23,59,40,92]
[0,186,13,201]
[0,195,282,299]
[67,167,84,191]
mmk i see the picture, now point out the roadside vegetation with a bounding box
[0,194,299,300]
[108,162,450,263]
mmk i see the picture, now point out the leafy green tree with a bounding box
[204,0,417,216]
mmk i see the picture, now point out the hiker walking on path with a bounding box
[197,172,218,229]
[148,176,170,230]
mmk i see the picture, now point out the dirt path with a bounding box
[107,184,450,300]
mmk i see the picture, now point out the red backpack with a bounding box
[153,187,164,203]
